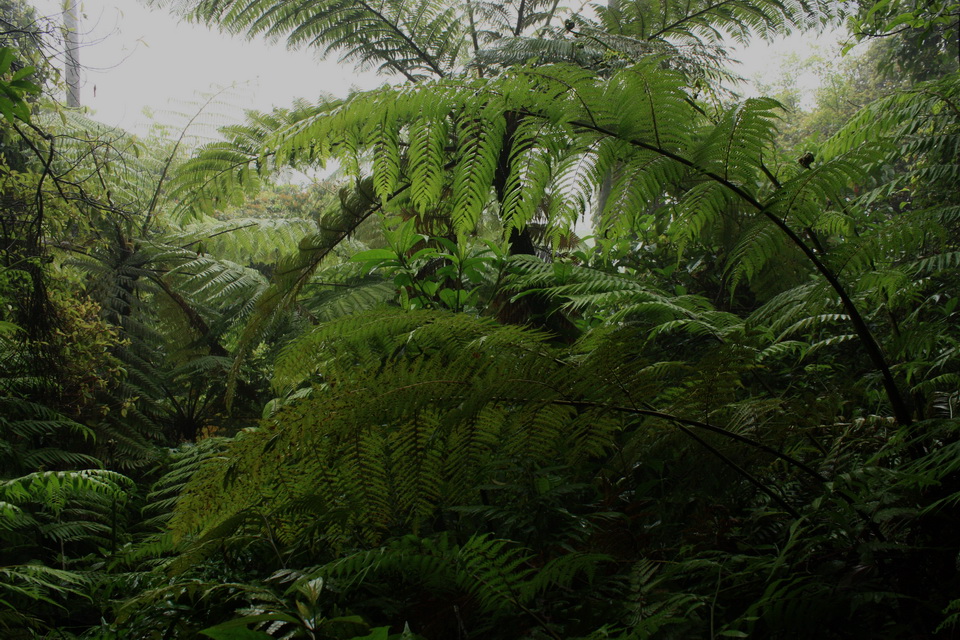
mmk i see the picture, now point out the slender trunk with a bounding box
[62,0,81,107]
[490,114,578,339]
[466,0,483,76]
[492,113,543,260]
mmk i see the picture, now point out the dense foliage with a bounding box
[1,0,958,637]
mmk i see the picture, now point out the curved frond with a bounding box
[155,0,465,80]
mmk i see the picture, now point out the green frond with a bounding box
[174,309,625,550]
[155,0,464,80]
[747,281,835,334]
[598,0,823,44]
[651,309,745,342]
[600,62,694,150]
[757,340,809,363]
[911,251,960,276]
[312,532,608,617]
[407,116,450,212]
[145,440,227,520]
[373,111,401,203]
[0,397,98,475]
[807,333,858,354]
[271,308,522,394]
[499,118,557,232]
[167,141,263,218]
[0,469,132,508]
[452,112,506,231]
[830,209,933,278]
[913,373,960,399]
[168,99,339,220]
[776,313,851,342]
[507,255,712,326]
[821,71,960,160]
[226,177,382,405]
[171,256,267,315]
[455,534,535,613]
[725,217,794,291]
[693,97,782,184]
[811,208,854,237]
[0,563,87,607]
[176,217,318,265]
[474,36,609,69]
[525,551,613,597]
[765,149,875,228]
[668,180,735,253]
[301,272,397,324]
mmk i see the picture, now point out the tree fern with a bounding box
[71,234,267,442]
[0,467,132,626]
[154,0,464,80]
[154,44,926,428]
[0,397,99,474]
[0,563,87,633]
[298,532,613,636]
[171,302,846,569]
[176,216,319,265]
[452,111,506,231]
[164,55,948,424]
[506,254,730,344]
[224,176,387,404]
[597,0,824,45]
[173,310,618,549]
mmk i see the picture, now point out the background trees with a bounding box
[1,0,958,637]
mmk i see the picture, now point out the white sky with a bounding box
[31,0,386,133]
[26,1,855,136]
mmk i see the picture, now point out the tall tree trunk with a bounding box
[62,0,80,107]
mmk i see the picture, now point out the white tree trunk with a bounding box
[63,0,80,107]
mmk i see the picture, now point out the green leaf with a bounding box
[0,48,13,75]
[352,249,398,262]
[11,66,37,83]
[862,0,894,22]
[434,237,459,255]
[11,78,40,94]
[350,627,390,640]
[0,320,23,336]
[0,96,16,123]
[439,288,458,308]
[409,247,440,262]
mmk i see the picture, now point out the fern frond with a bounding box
[597,0,822,45]
[155,0,464,80]
[174,309,623,550]
[821,71,960,160]
[0,469,132,507]
[168,99,340,221]
[226,177,384,405]
[452,112,506,231]
[693,97,782,184]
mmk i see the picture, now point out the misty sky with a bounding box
[27,1,849,135]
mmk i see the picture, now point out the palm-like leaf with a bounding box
[155,0,464,80]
